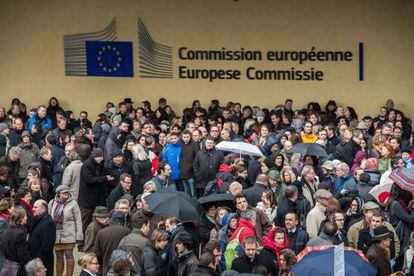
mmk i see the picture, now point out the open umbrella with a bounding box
[389,167,414,193]
[198,193,236,211]
[369,169,393,202]
[216,141,263,157]
[290,143,328,157]
[145,191,203,222]
[293,246,376,276]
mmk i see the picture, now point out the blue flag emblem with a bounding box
[86,41,133,77]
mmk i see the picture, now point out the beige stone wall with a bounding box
[0,0,413,119]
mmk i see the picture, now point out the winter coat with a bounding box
[189,264,217,276]
[104,128,123,167]
[256,202,277,224]
[107,184,130,210]
[334,174,358,197]
[230,217,256,243]
[357,180,375,203]
[94,220,130,276]
[193,148,224,189]
[306,232,336,247]
[365,169,381,186]
[162,142,182,180]
[53,155,71,188]
[180,141,199,179]
[27,113,52,134]
[286,226,309,255]
[358,227,396,258]
[18,142,39,179]
[366,243,391,276]
[83,220,106,253]
[306,202,326,239]
[388,200,414,255]
[27,212,56,276]
[16,199,34,233]
[0,134,8,158]
[244,182,268,207]
[0,155,20,190]
[281,150,301,171]
[256,247,279,276]
[61,159,83,200]
[200,214,217,246]
[118,228,148,273]
[78,157,108,209]
[0,225,31,274]
[177,250,198,276]
[130,158,152,197]
[261,226,287,269]
[103,160,129,196]
[48,194,83,244]
[8,129,23,147]
[231,254,257,273]
[342,139,361,167]
[142,242,167,276]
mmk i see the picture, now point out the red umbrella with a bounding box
[389,168,414,193]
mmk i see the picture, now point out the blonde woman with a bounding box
[281,166,297,186]
[130,144,152,197]
[78,253,99,276]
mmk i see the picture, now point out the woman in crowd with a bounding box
[49,185,83,276]
[141,229,168,276]
[14,187,34,232]
[256,189,278,224]
[78,253,100,276]
[0,206,31,276]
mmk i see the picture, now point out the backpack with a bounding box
[203,180,221,196]
[224,227,246,269]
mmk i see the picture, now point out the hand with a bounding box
[106,175,114,181]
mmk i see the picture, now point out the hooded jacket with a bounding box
[162,141,182,180]
[261,226,288,267]
[230,217,256,243]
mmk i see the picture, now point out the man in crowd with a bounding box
[107,173,132,210]
[306,189,332,239]
[84,206,109,253]
[285,212,309,254]
[231,236,258,273]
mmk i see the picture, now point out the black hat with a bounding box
[92,206,109,218]
[111,148,123,159]
[124,98,134,104]
[372,225,392,242]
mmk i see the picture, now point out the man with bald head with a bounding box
[28,200,56,276]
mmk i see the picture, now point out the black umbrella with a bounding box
[145,191,203,222]
[198,193,236,211]
[290,143,328,157]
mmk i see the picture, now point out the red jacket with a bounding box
[230,217,256,243]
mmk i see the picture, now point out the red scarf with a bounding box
[19,199,34,216]
[262,226,288,267]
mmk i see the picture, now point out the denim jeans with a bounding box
[182,178,197,198]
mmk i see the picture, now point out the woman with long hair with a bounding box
[256,189,278,224]
[49,185,83,276]
[14,187,34,232]
[0,206,31,276]
[130,144,152,197]
[387,183,414,271]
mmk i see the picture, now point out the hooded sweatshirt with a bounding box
[261,226,288,267]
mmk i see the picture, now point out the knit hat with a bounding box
[55,185,69,194]
[256,110,265,117]
[90,148,104,158]
[0,123,8,133]
[268,170,281,182]
[112,114,122,123]
[110,148,123,159]
[21,130,31,139]
[109,250,131,267]
[331,159,341,167]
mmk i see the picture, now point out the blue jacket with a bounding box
[162,141,182,180]
[334,174,358,196]
[27,113,52,134]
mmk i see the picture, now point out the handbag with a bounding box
[0,259,20,276]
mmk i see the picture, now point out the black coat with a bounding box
[341,139,360,167]
[274,199,296,227]
[180,141,199,179]
[358,228,396,258]
[27,212,56,276]
[130,159,152,197]
[244,183,268,207]
[142,242,167,276]
[0,155,20,190]
[256,247,279,276]
[189,264,217,276]
[231,254,256,273]
[193,148,224,189]
[107,184,129,210]
[8,129,23,147]
[78,157,108,209]
[1,225,31,272]
[103,161,129,197]
[286,226,309,255]
[200,214,217,246]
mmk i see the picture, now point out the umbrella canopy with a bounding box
[389,167,414,193]
[369,169,393,202]
[145,191,203,222]
[290,143,328,157]
[293,246,376,276]
[216,141,263,157]
[198,193,236,211]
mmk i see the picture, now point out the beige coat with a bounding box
[61,160,83,200]
[347,219,400,255]
[48,194,83,244]
[306,202,326,239]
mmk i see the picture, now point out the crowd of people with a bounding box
[0,96,413,276]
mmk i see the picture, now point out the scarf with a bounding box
[19,199,34,216]
[53,196,68,229]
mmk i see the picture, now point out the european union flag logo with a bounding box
[86,41,133,77]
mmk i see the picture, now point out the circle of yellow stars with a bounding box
[97,45,122,73]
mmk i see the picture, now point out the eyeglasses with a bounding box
[90,262,99,265]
